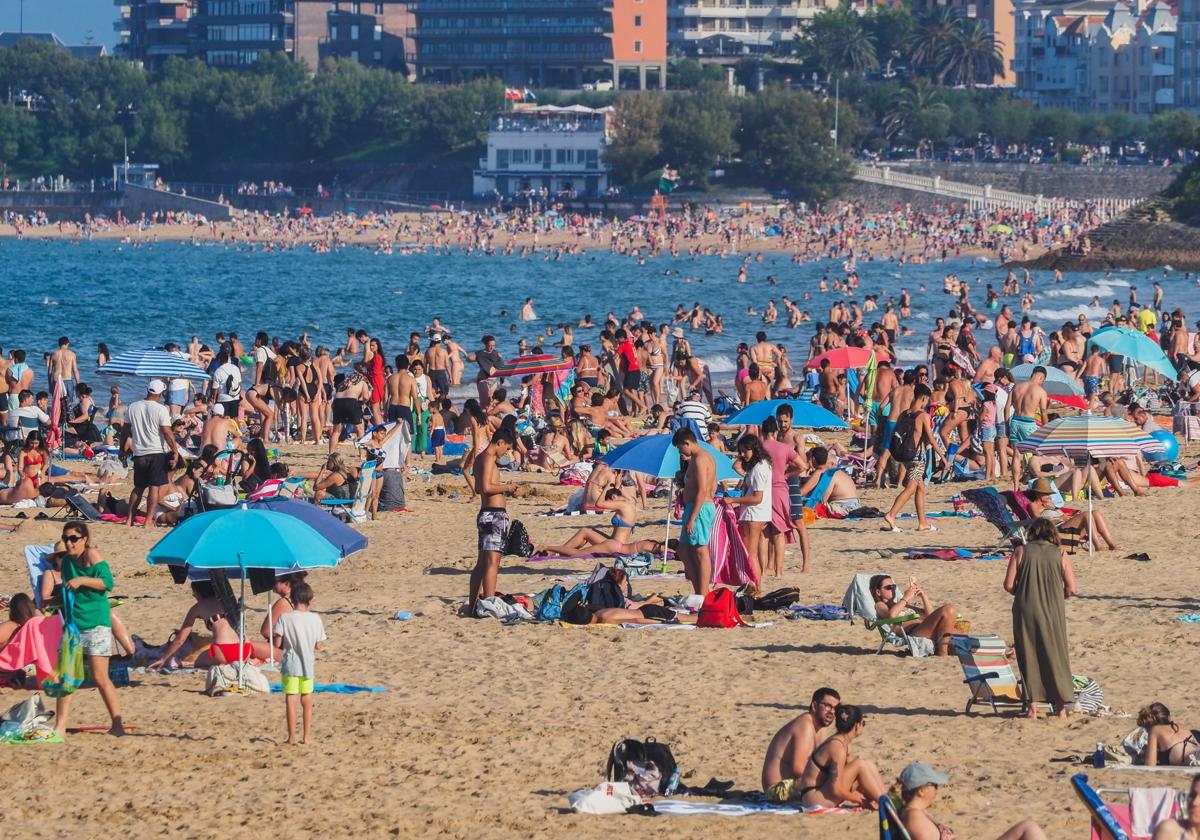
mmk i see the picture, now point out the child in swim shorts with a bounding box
[274,581,325,746]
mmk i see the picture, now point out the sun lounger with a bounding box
[25,543,54,607]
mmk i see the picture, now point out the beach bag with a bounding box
[734,584,756,616]
[205,662,270,696]
[697,588,747,628]
[753,587,801,612]
[1072,676,1105,716]
[202,482,239,509]
[568,781,643,815]
[534,584,566,622]
[607,737,679,796]
[0,694,52,733]
[588,577,625,611]
[504,519,534,558]
[558,584,591,623]
[41,591,84,698]
[890,412,919,462]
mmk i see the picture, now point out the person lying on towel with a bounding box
[792,447,861,518]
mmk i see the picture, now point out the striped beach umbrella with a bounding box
[98,348,211,381]
[488,353,573,379]
[1015,414,1161,457]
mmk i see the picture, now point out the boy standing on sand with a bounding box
[274,582,325,746]
[468,424,518,615]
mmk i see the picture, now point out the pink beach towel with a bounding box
[0,614,64,683]
[710,499,759,588]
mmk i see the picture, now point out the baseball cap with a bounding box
[432,333,442,342]
[211,403,225,416]
[899,763,949,794]
[148,379,167,394]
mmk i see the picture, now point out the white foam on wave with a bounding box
[702,355,736,373]
[1029,302,1110,323]
[1041,279,1129,299]
[892,346,927,363]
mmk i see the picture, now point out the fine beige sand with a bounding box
[1,435,1195,837]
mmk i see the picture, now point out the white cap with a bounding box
[432,333,442,342]
[211,403,225,416]
[148,379,167,394]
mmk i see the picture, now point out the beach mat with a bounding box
[786,604,849,621]
[906,548,1007,561]
[651,799,860,816]
[269,683,387,694]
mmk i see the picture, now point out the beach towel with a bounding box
[620,623,696,631]
[905,548,1006,561]
[709,499,758,588]
[1090,803,1134,840]
[269,683,387,694]
[651,799,860,816]
[1129,787,1182,838]
[24,544,54,607]
[786,604,849,621]
[0,615,63,684]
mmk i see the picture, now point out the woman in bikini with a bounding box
[1140,703,1200,767]
[149,580,255,669]
[291,347,325,446]
[533,488,646,556]
[897,762,1047,840]
[460,399,490,498]
[797,705,886,809]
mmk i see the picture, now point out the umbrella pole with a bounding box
[267,591,274,668]
[1088,490,1094,559]
[239,556,246,691]
[662,484,673,573]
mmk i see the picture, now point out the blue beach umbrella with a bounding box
[725,399,848,429]
[602,433,740,481]
[248,498,368,559]
[1009,363,1085,397]
[98,348,211,381]
[148,507,342,684]
[1087,326,1177,379]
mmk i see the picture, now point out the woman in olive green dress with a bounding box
[1003,517,1078,719]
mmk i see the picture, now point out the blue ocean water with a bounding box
[5,239,1197,385]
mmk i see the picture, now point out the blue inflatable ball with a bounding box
[1148,429,1179,463]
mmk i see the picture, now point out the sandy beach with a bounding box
[2,433,1195,838]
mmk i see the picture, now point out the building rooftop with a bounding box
[0,32,108,58]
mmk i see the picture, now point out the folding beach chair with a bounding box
[878,794,914,840]
[1072,774,1133,840]
[57,489,102,521]
[841,573,927,656]
[950,633,1030,715]
[318,460,376,524]
[962,487,1027,546]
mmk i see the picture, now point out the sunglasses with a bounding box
[63,535,84,544]
[882,583,897,592]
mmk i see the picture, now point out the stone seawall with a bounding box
[886,161,1174,201]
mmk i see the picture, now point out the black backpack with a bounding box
[753,587,801,612]
[504,519,534,557]
[606,737,678,795]
[587,576,625,610]
[890,411,919,463]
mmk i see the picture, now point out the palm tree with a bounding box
[938,19,1005,85]
[802,3,879,79]
[883,79,952,157]
[908,8,959,78]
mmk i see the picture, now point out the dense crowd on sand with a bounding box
[0,196,1133,264]
[0,206,1198,838]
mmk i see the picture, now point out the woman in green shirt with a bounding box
[56,522,124,736]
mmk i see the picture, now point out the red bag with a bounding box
[696,588,747,628]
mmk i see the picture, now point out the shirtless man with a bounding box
[467,424,518,614]
[998,319,1021,368]
[876,370,916,487]
[795,446,860,517]
[974,346,1003,384]
[817,359,840,415]
[864,360,897,446]
[761,687,841,802]
[1081,345,1107,408]
[48,336,79,399]
[519,297,537,322]
[200,403,233,451]
[386,355,418,432]
[1008,366,1050,489]
[425,334,451,398]
[750,331,779,385]
[674,428,716,596]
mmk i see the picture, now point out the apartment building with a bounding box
[114,0,195,69]
[667,0,831,59]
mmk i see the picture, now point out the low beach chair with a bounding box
[319,460,376,524]
[950,633,1030,715]
[878,794,914,840]
[1072,774,1134,840]
[962,487,1026,546]
[841,573,926,656]
[1074,772,1186,840]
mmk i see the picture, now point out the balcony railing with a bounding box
[411,0,602,8]
[410,24,604,36]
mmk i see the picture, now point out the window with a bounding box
[330,24,339,38]
[496,149,509,169]
[373,49,382,61]
[634,39,642,52]
[374,23,382,40]
[585,149,599,169]
[375,2,384,12]
[351,1,360,12]
[634,15,641,25]
[351,49,359,61]
[350,24,360,38]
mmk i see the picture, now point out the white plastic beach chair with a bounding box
[318,460,376,524]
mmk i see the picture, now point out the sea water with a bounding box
[3,240,1195,386]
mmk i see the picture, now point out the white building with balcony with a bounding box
[473,105,613,199]
[667,0,831,59]
[1012,0,1175,112]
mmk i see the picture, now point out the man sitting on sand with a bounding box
[792,446,860,518]
[762,687,841,802]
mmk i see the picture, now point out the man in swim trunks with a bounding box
[1081,344,1106,406]
[468,424,518,616]
[1008,365,1049,489]
[425,334,451,399]
[762,687,840,803]
[673,428,715,596]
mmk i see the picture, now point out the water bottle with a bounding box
[1093,741,1106,769]
[665,767,682,795]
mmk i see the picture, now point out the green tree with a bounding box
[661,84,737,186]
[862,4,913,75]
[908,8,958,79]
[982,96,1034,145]
[937,18,1005,85]
[883,79,951,153]
[1149,110,1200,157]
[739,86,852,201]
[603,92,665,186]
[672,58,703,89]
[797,3,878,79]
